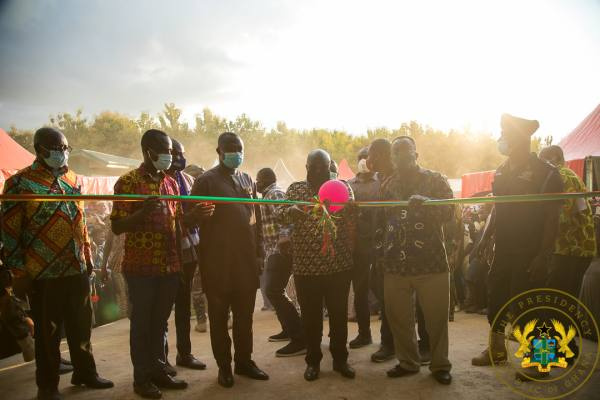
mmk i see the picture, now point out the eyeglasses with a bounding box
[41,145,72,153]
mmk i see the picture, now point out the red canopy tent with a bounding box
[0,128,119,195]
[337,159,355,181]
[558,103,600,185]
[0,128,35,179]
[462,104,600,197]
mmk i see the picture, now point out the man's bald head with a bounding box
[539,145,565,167]
[33,127,69,163]
[307,149,331,169]
[306,149,331,189]
[171,138,184,154]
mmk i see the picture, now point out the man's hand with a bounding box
[100,266,110,284]
[528,253,550,283]
[24,317,34,337]
[408,194,430,208]
[290,205,308,219]
[192,202,215,220]
[140,197,162,217]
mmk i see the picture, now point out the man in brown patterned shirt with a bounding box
[278,149,356,382]
[379,136,454,385]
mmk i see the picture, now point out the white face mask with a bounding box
[497,138,510,156]
[357,158,370,173]
[149,151,173,171]
[44,150,69,169]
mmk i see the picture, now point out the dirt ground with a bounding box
[1,306,598,400]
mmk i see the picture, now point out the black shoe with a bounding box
[371,346,395,363]
[58,361,73,375]
[275,341,307,357]
[163,361,177,377]
[218,366,234,388]
[268,331,290,342]
[176,354,207,370]
[432,370,452,385]
[133,382,162,399]
[349,334,373,349]
[234,360,269,380]
[333,362,355,379]
[387,364,419,378]
[304,364,320,381]
[37,388,63,400]
[71,374,114,389]
[151,374,188,390]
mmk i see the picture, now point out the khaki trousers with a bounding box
[384,271,452,372]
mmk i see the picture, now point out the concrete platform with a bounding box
[1,309,598,400]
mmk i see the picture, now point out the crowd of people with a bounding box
[1,113,599,400]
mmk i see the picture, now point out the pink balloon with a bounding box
[318,180,349,213]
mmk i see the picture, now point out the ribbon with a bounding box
[1,191,599,206]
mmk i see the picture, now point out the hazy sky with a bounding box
[1,0,599,139]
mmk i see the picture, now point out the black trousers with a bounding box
[30,274,97,391]
[265,253,304,343]
[352,249,373,337]
[126,274,179,384]
[487,253,534,330]
[295,270,351,366]
[174,262,198,357]
[370,265,394,350]
[205,289,256,368]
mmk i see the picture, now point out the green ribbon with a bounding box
[0,191,598,206]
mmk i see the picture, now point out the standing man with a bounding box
[1,127,113,400]
[278,149,356,382]
[365,138,396,363]
[347,148,378,348]
[471,115,563,367]
[164,139,206,370]
[539,145,596,295]
[380,136,454,385]
[111,129,213,398]
[256,167,306,357]
[191,132,269,388]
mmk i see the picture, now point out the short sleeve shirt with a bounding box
[554,166,596,257]
[110,164,181,276]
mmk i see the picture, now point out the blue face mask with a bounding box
[44,150,68,169]
[223,152,244,169]
[149,151,173,171]
[329,172,338,180]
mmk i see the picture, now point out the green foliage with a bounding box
[7,103,535,179]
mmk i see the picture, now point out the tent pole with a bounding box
[585,156,594,191]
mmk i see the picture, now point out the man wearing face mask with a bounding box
[471,115,563,368]
[255,168,306,357]
[347,148,379,349]
[190,132,268,388]
[163,139,207,371]
[277,149,356,382]
[379,136,454,385]
[2,127,113,400]
[111,130,214,398]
